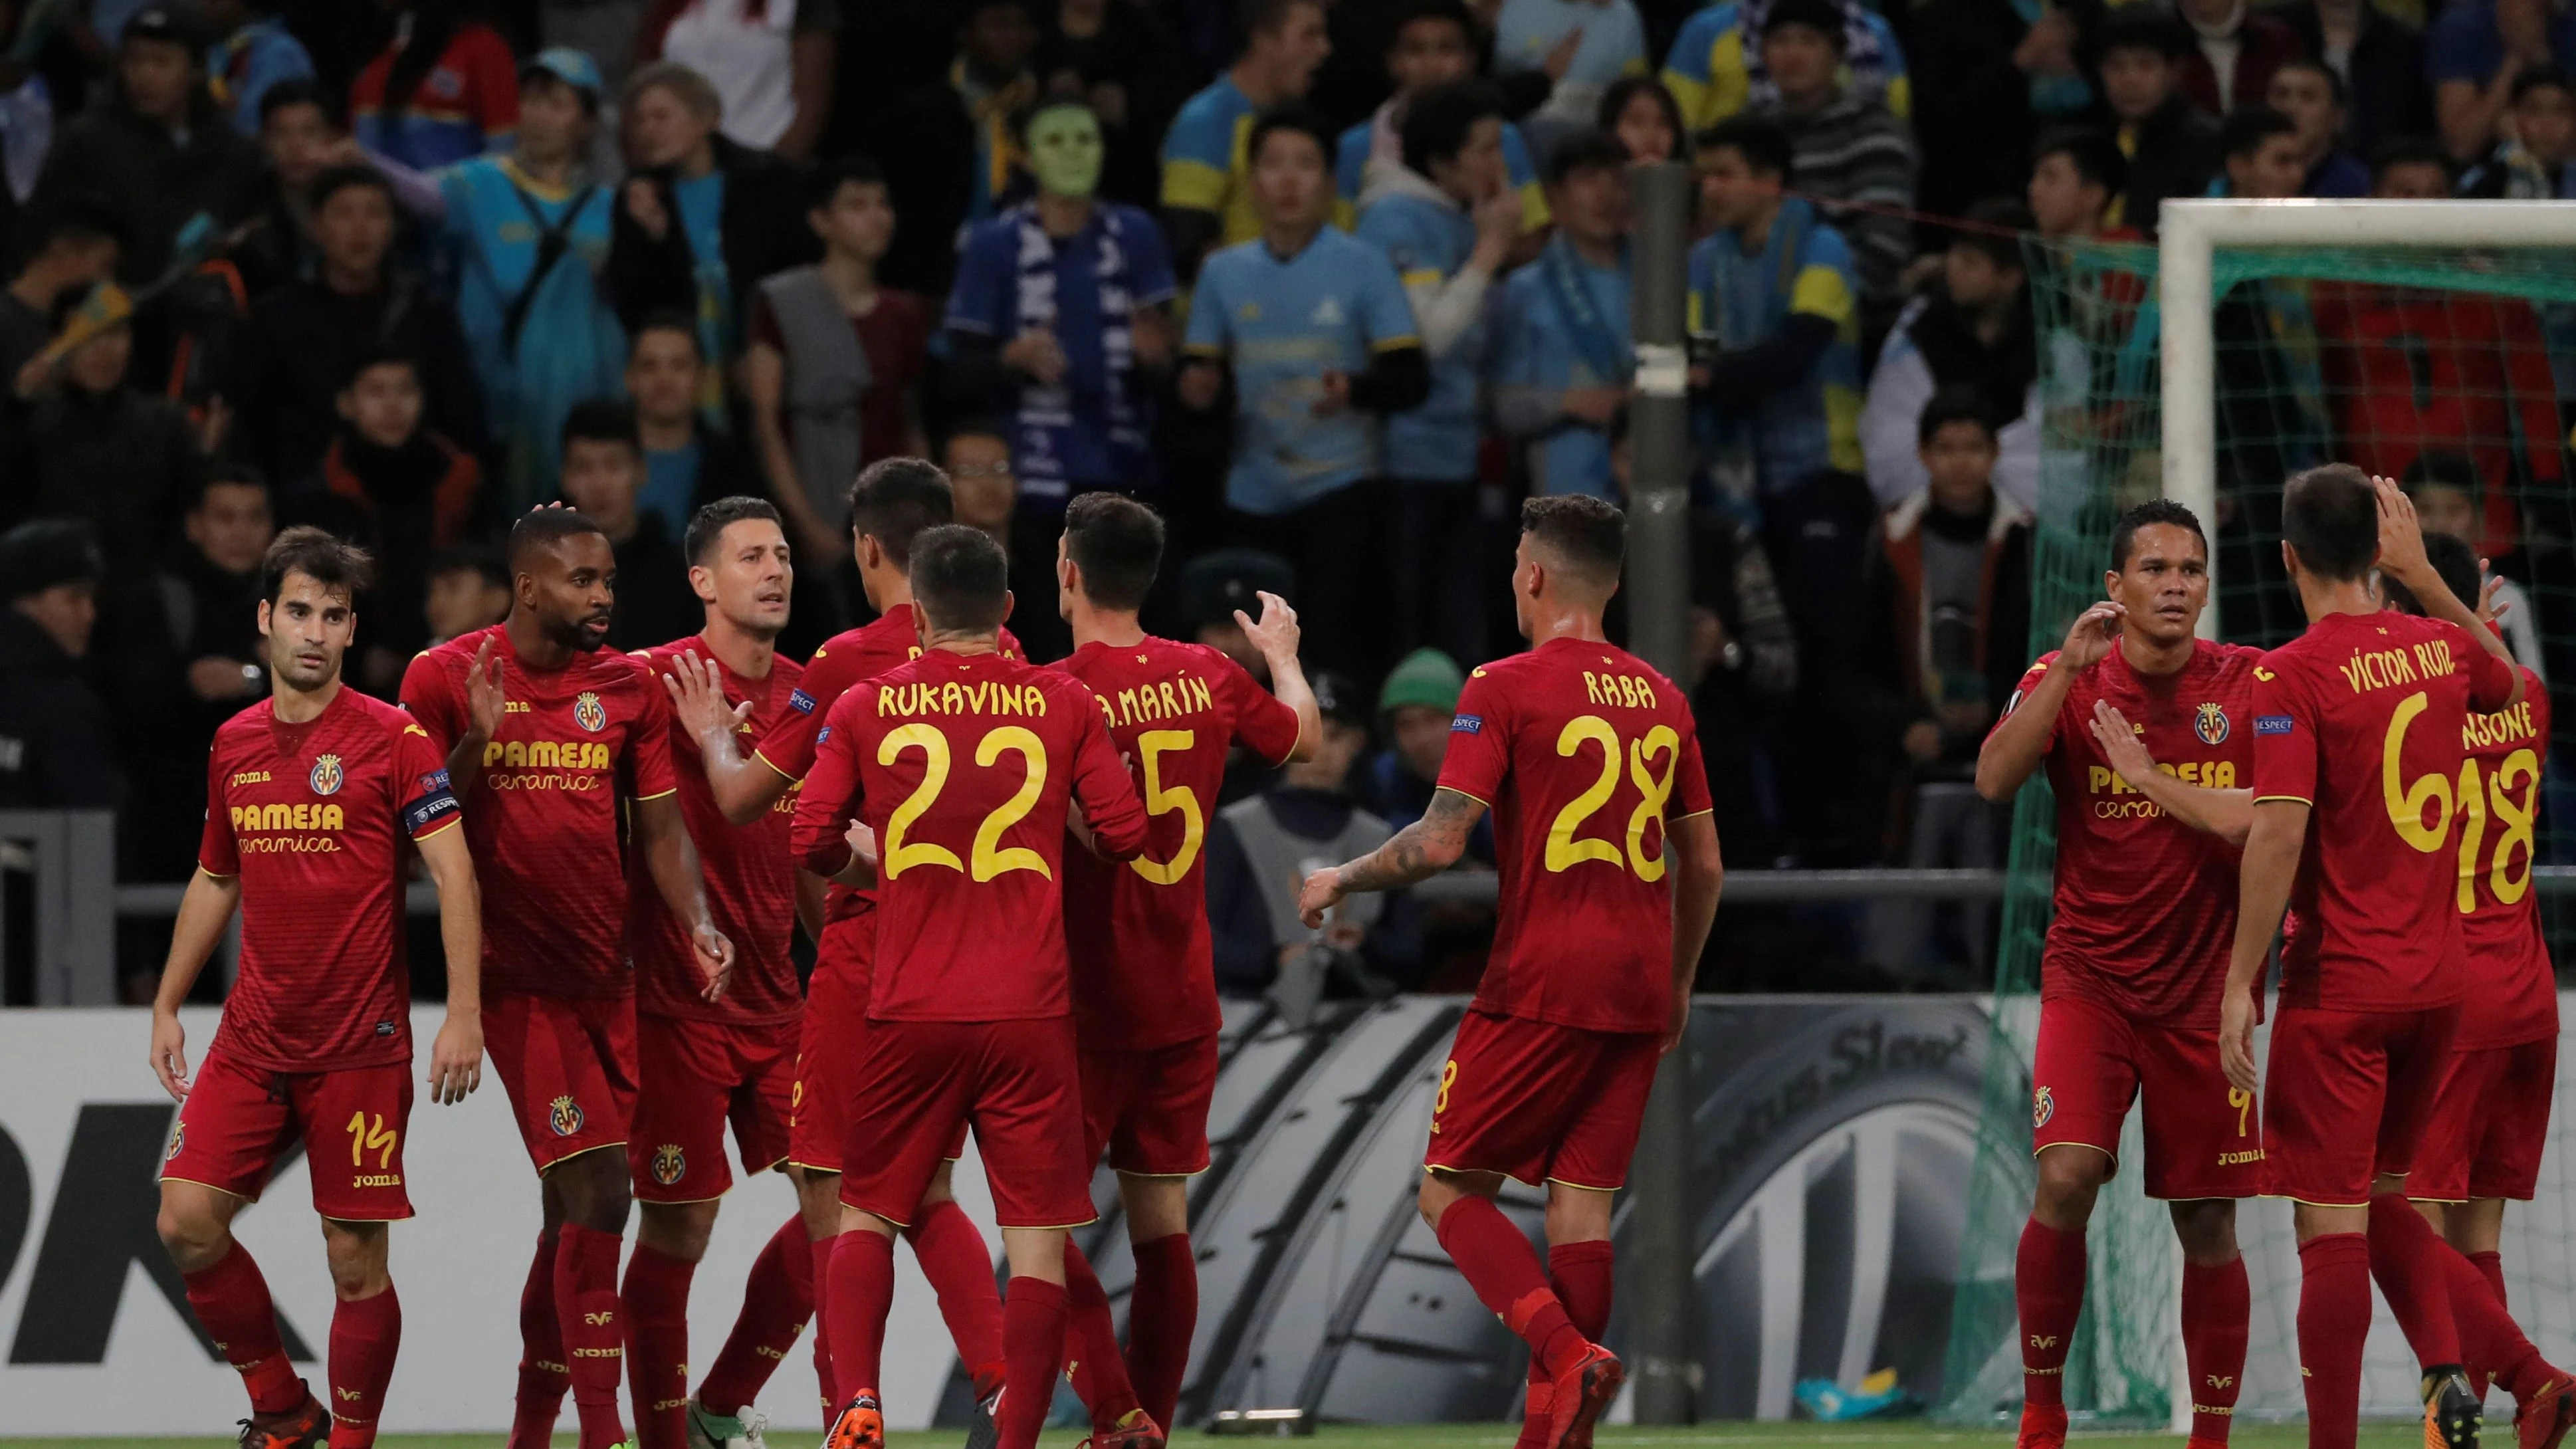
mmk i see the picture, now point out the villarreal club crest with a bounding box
[2194,703,2229,746]
[309,753,345,796]
[574,691,607,732]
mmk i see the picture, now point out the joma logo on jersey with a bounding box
[483,739,613,770]
[232,802,346,832]
[1108,675,1215,728]
[2216,1149,2263,1167]
[504,700,531,713]
[352,1172,401,1188]
[308,754,345,795]
[574,691,607,731]
[876,679,1050,719]
[650,1145,686,1186]
[1582,671,1659,709]
[2465,699,2539,750]
[549,1096,584,1137]
[229,770,272,786]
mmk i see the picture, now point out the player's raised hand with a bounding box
[427,1009,483,1105]
[2478,570,2510,628]
[148,1010,191,1101]
[2059,600,2125,670]
[691,921,736,1002]
[1296,866,1345,929]
[2373,474,2432,584]
[2218,987,2260,1095]
[465,636,506,742]
[844,818,879,871]
[665,651,751,743]
[2086,701,2159,782]
[1236,590,1301,662]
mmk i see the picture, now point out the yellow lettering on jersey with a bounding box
[2413,639,2456,679]
[230,770,271,786]
[1582,670,1658,709]
[504,700,530,713]
[880,681,1046,721]
[2463,700,2539,750]
[2337,646,2421,693]
[481,738,611,776]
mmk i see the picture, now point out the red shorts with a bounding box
[838,1016,1094,1230]
[483,990,639,1172]
[1080,1035,1220,1177]
[2031,995,2261,1201]
[2264,1002,2460,1206]
[2409,1036,2556,1203]
[629,1013,796,1202]
[788,954,866,1174]
[1422,1010,1660,1190]
[161,1048,415,1220]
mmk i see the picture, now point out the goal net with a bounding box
[1935,200,2576,1430]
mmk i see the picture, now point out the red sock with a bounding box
[697,1214,815,1418]
[510,1231,570,1449]
[621,1242,696,1449]
[2180,1257,2248,1444]
[809,1234,838,1414]
[1128,1232,1195,1434]
[2466,1248,2512,1399]
[2442,1244,2553,1399]
[2298,1232,2372,1449]
[181,1243,306,1417]
[1549,1240,1614,1340]
[1000,1276,1071,1449]
[1062,1242,1144,1428]
[2367,1194,2461,1371]
[2014,1218,2084,1414]
[326,1287,401,1449]
[556,1224,629,1449]
[825,1230,896,1396]
[905,1201,1004,1386]
[1432,1196,1587,1378]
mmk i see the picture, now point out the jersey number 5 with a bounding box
[1546,715,1680,880]
[1129,729,1207,885]
[877,724,1052,882]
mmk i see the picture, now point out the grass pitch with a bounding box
[0,1423,2432,1448]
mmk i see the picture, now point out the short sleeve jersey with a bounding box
[2454,667,2556,1049]
[1994,640,2261,1028]
[1435,637,1713,1034]
[2252,610,2520,1010]
[1055,637,1301,1050]
[399,626,678,997]
[627,638,807,1026]
[1660,2,1912,133]
[1354,190,1483,479]
[788,649,1149,1022]
[1161,75,1262,249]
[1334,117,1551,233]
[197,689,460,1072]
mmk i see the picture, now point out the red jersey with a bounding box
[2253,610,2520,1011]
[1996,640,2262,1027]
[627,637,807,1026]
[1055,636,1303,1049]
[197,688,459,1071]
[399,626,679,998]
[2453,667,2555,1050]
[789,647,1148,1022]
[1434,637,1714,1035]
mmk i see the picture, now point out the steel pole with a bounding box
[1622,158,1699,1424]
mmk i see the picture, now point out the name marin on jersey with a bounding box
[1098,670,1218,729]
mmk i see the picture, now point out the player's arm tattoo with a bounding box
[1337,788,1485,894]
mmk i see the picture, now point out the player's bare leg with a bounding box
[2416,1198,2576,1449]
[548,1146,637,1449]
[629,1197,719,1449]
[2168,1199,2248,1449]
[1419,1169,1620,1449]
[2013,1145,2109,1449]
[689,1165,831,1446]
[158,1180,329,1448]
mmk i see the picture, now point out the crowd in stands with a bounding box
[1,0,2566,990]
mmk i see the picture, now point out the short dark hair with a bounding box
[1597,76,1685,161]
[2280,463,2380,581]
[1951,197,2031,271]
[1063,493,1166,612]
[1546,126,1635,185]
[310,164,394,213]
[2108,498,2207,570]
[562,396,641,453]
[427,544,509,592]
[1248,103,1336,169]
[2097,9,2189,60]
[1917,385,1998,447]
[2222,105,2298,161]
[1389,0,1475,50]
[631,307,703,358]
[2379,530,2482,617]
[2371,135,2454,185]
[1400,78,1501,175]
[2514,63,2572,107]
[909,524,1012,632]
[1521,495,1624,594]
[1240,0,1319,41]
[257,76,335,128]
[340,344,419,392]
[508,507,609,572]
[2273,55,2347,106]
[1759,0,1847,46]
[195,463,270,510]
[685,496,784,566]
[847,457,956,568]
[1697,115,1794,184]
[2402,447,2480,495]
[805,154,888,213]
[2032,125,2127,197]
[262,524,375,605]
[21,193,127,259]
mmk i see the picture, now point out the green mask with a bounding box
[1027,104,1104,199]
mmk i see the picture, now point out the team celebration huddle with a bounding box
[136,453,1719,1449]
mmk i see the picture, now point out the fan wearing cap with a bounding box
[0,520,116,810]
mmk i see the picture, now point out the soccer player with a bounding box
[663,459,1021,1416]
[617,497,817,1449]
[1050,494,1320,1439]
[1971,501,2262,1449]
[2228,467,2522,1449]
[1294,496,1725,1449]
[401,508,736,1449]
[150,527,483,1449]
[791,524,1151,1449]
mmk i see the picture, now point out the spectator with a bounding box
[1862,198,2040,514]
[1491,128,1632,502]
[2093,9,2222,233]
[202,0,316,138]
[2403,449,2544,679]
[2024,124,2129,239]
[1491,0,1650,140]
[2264,0,2430,162]
[939,425,1025,636]
[1354,79,1517,665]
[1745,0,1917,311]
[1662,0,1911,136]
[946,99,1180,629]
[2460,64,2576,197]
[0,195,122,384]
[0,520,114,810]
[1206,669,1424,1004]
[866,0,1045,297]
[2428,0,2576,164]
[2371,133,2456,197]
[2175,0,2304,116]
[556,396,700,649]
[4,284,205,578]
[1179,106,1428,682]
[2214,104,2306,197]
[436,47,625,512]
[2268,55,2370,195]
[1037,0,1198,209]
[627,312,751,540]
[226,165,483,486]
[1358,645,1471,837]
[1908,0,2094,224]
[1685,116,1864,504]
[28,7,267,287]
[635,0,840,160]
[1161,0,1332,277]
[1335,0,1549,236]
[232,78,342,296]
[348,0,520,171]
[745,157,932,596]
[1598,72,1685,163]
[423,543,512,645]
[1173,546,1301,801]
[304,348,481,687]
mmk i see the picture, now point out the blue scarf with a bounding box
[1010,201,1142,480]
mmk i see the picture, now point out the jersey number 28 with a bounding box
[1546,715,1680,881]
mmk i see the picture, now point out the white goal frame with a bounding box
[2160,198,2576,639]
